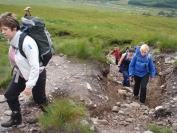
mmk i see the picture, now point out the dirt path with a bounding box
[0,54,176,133]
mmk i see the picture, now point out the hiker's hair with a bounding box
[140,44,149,52]
[0,12,20,31]
[129,48,135,53]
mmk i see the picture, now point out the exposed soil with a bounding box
[0,51,177,133]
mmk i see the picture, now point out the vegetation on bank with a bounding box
[148,123,172,133]
[38,98,94,133]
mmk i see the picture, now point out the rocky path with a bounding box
[0,54,177,133]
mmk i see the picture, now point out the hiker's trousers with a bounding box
[122,70,130,87]
[133,73,149,103]
[4,69,47,112]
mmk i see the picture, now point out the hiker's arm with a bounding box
[117,53,126,71]
[149,55,156,79]
[110,50,115,54]
[22,37,40,90]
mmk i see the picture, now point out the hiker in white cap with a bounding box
[24,7,31,17]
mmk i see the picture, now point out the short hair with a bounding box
[140,44,149,52]
[0,12,20,31]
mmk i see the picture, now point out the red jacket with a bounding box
[110,48,121,59]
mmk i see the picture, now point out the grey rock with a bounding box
[0,95,6,103]
[4,110,12,116]
[112,106,119,112]
[172,123,177,131]
[143,131,153,133]
[97,119,109,125]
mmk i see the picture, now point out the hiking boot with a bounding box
[134,96,139,100]
[1,110,22,127]
[1,118,22,127]
[39,102,48,114]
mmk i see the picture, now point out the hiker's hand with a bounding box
[24,88,32,96]
[129,77,133,81]
[117,67,120,72]
[150,78,155,82]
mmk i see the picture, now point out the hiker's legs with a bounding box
[1,75,26,127]
[115,58,118,65]
[133,75,141,97]
[122,71,130,87]
[140,73,149,103]
[32,69,48,110]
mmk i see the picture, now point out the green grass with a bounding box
[38,98,93,133]
[54,37,106,62]
[0,41,11,84]
[0,2,177,88]
[0,0,177,15]
[148,123,172,133]
[174,60,177,70]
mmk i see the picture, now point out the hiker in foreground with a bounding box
[129,44,156,104]
[117,48,135,87]
[0,12,48,127]
[109,47,121,65]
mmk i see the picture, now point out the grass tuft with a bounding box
[38,97,92,132]
[174,60,177,70]
[148,123,172,133]
[54,37,106,62]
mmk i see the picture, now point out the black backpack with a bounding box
[119,47,129,73]
[19,16,55,66]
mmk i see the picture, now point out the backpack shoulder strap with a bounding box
[19,32,28,58]
[121,52,128,63]
[125,51,128,58]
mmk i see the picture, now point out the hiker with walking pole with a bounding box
[0,12,48,127]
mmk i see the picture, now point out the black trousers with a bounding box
[4,69,47,112]
[133,73,149,103]
[115,58,118,65]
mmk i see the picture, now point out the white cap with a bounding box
[24,7,30,11]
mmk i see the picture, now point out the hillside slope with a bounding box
[128,0,177,8]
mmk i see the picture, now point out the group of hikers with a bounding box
[110,44,156,104]
[0,6,155,128]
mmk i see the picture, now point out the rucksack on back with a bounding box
[118,47,129,73]
[19,16,55,66]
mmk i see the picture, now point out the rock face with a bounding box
[0,52,177,133]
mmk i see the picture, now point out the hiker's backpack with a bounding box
[118,47,129,73]
[119,50,129,73]
[19,16,55,66]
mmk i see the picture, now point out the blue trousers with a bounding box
[122,70,130,87]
